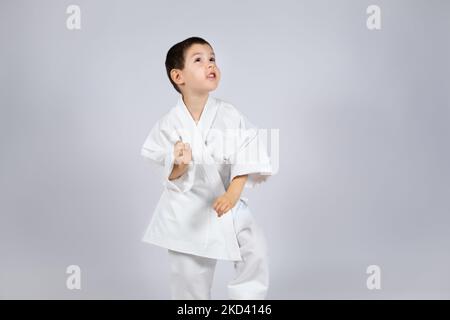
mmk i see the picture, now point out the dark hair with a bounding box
[165,37,212,93]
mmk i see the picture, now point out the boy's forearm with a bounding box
[226,174,248,203]
[168,163,189,180]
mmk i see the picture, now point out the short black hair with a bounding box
[165,36,212,94]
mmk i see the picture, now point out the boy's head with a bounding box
[165,37,221,95]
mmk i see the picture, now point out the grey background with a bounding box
[1,0,449,299]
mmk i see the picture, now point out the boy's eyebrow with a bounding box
[190,51,215,58]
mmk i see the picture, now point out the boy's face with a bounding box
[171,43,221,95]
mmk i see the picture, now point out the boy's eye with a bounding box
[194,57,215,62]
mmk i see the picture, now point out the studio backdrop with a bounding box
[0,0,449,299]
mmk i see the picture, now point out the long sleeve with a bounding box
[141,119,195,193]
[229,113,272,188]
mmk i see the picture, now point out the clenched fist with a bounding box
[174,141,192,165]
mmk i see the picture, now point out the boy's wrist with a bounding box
[169,163,189,180]
[225,175,247,204]
[174,162,188,169]
[225,190,240,206]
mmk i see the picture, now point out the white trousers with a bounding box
[167,199,269,300]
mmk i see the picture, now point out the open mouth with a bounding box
[207,72,216,79]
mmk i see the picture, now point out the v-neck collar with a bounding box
[177,95,208,127]
[176,94,219,142]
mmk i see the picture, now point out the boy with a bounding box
[141,37,273,299]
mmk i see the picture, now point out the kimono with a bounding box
[140,95,272,261]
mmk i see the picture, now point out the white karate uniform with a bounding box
[168,198,269,300]
[141,95,273,299]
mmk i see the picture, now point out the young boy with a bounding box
[141,37,273,300]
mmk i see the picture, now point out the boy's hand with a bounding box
[173,141,192,165]
[213,192,238,217]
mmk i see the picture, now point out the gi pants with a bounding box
[167,199,269,300]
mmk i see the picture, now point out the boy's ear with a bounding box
[170,69,184,86]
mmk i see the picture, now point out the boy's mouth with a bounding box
[207,72,216,79]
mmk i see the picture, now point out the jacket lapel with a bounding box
[174,95,225,193]
[173,95,241,260]
[175,95,218,139]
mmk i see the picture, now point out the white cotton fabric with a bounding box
[141,94,273,261]
[168,198,269,300]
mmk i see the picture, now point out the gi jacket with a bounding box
[141,95,272,261]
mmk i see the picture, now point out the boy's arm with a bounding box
[213,174,248,217]
[168,163,189,180]
[226,174,248,203]
[168,141,191,181]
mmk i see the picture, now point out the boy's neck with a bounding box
[181,93,209,123]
